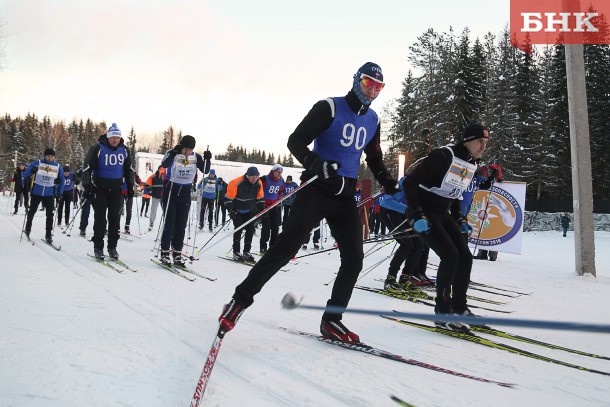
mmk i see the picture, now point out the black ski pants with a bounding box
[25,195,55,236]
[199,198,214,229]
[232,211,255,254]
[141,197,150,216]
[57,191,74,224]
[416,212,472,313]
[123,195,133,227]
[234,184,363,321]
[160,191,191,252]
[14,189,29,213]
[215,199,227,226]
[282,204,293,226]
[259,205,281,251]
[79,197,92,232]
[92,188,123,250]
[379,207,423,279]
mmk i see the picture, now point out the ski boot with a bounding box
[94,248,105,261]
[108,248,119,260]
[320,319,360,343]
[160,250,172,265]
[384,275,406,294]
[173,253,186,268]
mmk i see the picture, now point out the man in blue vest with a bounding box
[81,123,134,260]
[57,166,75,226]
[281,175,298,226]
[259,164,285,253]
[198,169,218,232]
[23,148,65,243]
[219,62,399,343]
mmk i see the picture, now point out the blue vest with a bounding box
[94,143,127,179]
[354,191,361,203]
[63,173,75,192]
[264,177,284,201]
[313,97,378,178]
[380,175,409,214]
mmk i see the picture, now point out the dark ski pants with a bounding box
[232,212,255,254]
[199,198,214,228]
[234,185,363,321]
[161,192,191,252]
[123,195,133,227]
[79,198,92,232]
[215,200,226,226]
[379,207,423,279]
[14,189,29,213]
[92,188,123,250]
[25,195,55,235]
[416,212,472,313]
[57,191,74,224]
[141,197,150,216]
[282,204,293,226]
[260,205,281,250]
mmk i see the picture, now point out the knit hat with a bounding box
[63,165,71,173]
[286,175,292,181]
[19,162,26,166]
[352,62,383,106]
[107,123,121,138]
[44,147,56,156]
[271,164,283,172]
[180,135,196,149]
[462,123,489,143]
[209,169,216,175]
[246,166,260,177]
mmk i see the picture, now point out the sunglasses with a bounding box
[360,74,385,91]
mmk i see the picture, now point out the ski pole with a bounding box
[134,188,141,235]
[63,199,84,235]
[153,179,174,256]
[196,174,321,255]
[280,293,610,334]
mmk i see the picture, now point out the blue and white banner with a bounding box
[466,181,527,255]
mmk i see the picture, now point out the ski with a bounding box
[468,286,520,298]
[189,327,226,406]
[150,259,196,281]
[390,395,417,407]
[364,281,506,305]
[355,285,513,314]
[40,239,62,251]
[87,253,124,273]
[173,263,216,281]
[23,235,36,246]
[470,325,610,361]
[280,327,514,387]
[108,258,138,272]
[218,256,289,272]
[383,316,610,377]
[469,281,531,296]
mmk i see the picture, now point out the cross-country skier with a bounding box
[198,169,218,232]
[224,167,265,262]
[57,166,75,226]
[81,123,134,260]
[281,175,298,226]
[403,123,488,333]
[23,148,65,243]
[259,163,285,253]
[159,135,211,267]
[219,62,399,343]
[12,163,30,215]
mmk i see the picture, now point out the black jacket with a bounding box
[81,134,134,192]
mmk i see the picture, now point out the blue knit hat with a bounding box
[107,123,121,138]
[352,62,383,106]
[209,169,216,175]
[246,166,260,176]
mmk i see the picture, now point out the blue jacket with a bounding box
[23,159,65,197]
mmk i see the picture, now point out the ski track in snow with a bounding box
[1,197,610,406]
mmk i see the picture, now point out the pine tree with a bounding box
[126,127,137,155]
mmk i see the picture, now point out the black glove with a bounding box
[489,167,499,179]
[474,167,484,178]
[478,178,493,190]
[203,150,212,160]
[30,166,38,174]
[128,185,135,198]
[303,152,339,180]
[54,177,60,184]
[230,210,241,221]
[377,171,399,195]
[252,202,265,215]
[172,144,183,154]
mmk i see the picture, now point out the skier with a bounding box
[469,164,504,261]
[219,62,399,343]
[146,166,165,231]
[224,167,265,262]
[560,213,570,237]
[81,123,135,260]
[403,123,488,333]
[214,177,228,227]
[57,166,75,226]
[378,175,425,293]
[281,175,298,226]
[11,163,30,215]
[23,148,65,243]
[76,165,93,237]
[370,190,387,236]
[159,135,211,266]
[140,185,151,217]
[198,169,218,232]
[259,164,285,253]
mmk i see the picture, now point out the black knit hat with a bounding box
[44,147,56,156]
[181,135,196,149]
[462,123,489,143]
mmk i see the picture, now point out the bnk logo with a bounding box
[510,0,610,52]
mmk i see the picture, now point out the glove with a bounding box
[474,167,484,177]
[409,208,430,234]
[30,166,38,174]
[377,171,399,195]
[172,144,183,153]
[303,152,339,180]
[252,202,265,215]
[203,150,212,160]
[457,217,472,234]
[128,185,135,198]
[230,210,241,221]
[54,177,60,184]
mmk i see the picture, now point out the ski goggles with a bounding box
[360,74,385,91]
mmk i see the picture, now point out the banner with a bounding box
[466,181,527,255]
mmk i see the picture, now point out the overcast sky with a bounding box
[0,0,509,157]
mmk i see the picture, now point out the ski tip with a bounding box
[281,292,302,310]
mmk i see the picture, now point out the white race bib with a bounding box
[34,162,60,188]
[170,153,198,184]
[423,148,476,199]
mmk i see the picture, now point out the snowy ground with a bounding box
[1,194,609,407]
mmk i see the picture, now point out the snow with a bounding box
[1,194,610,407]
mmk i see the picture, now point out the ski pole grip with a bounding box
[331,163,338,170]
